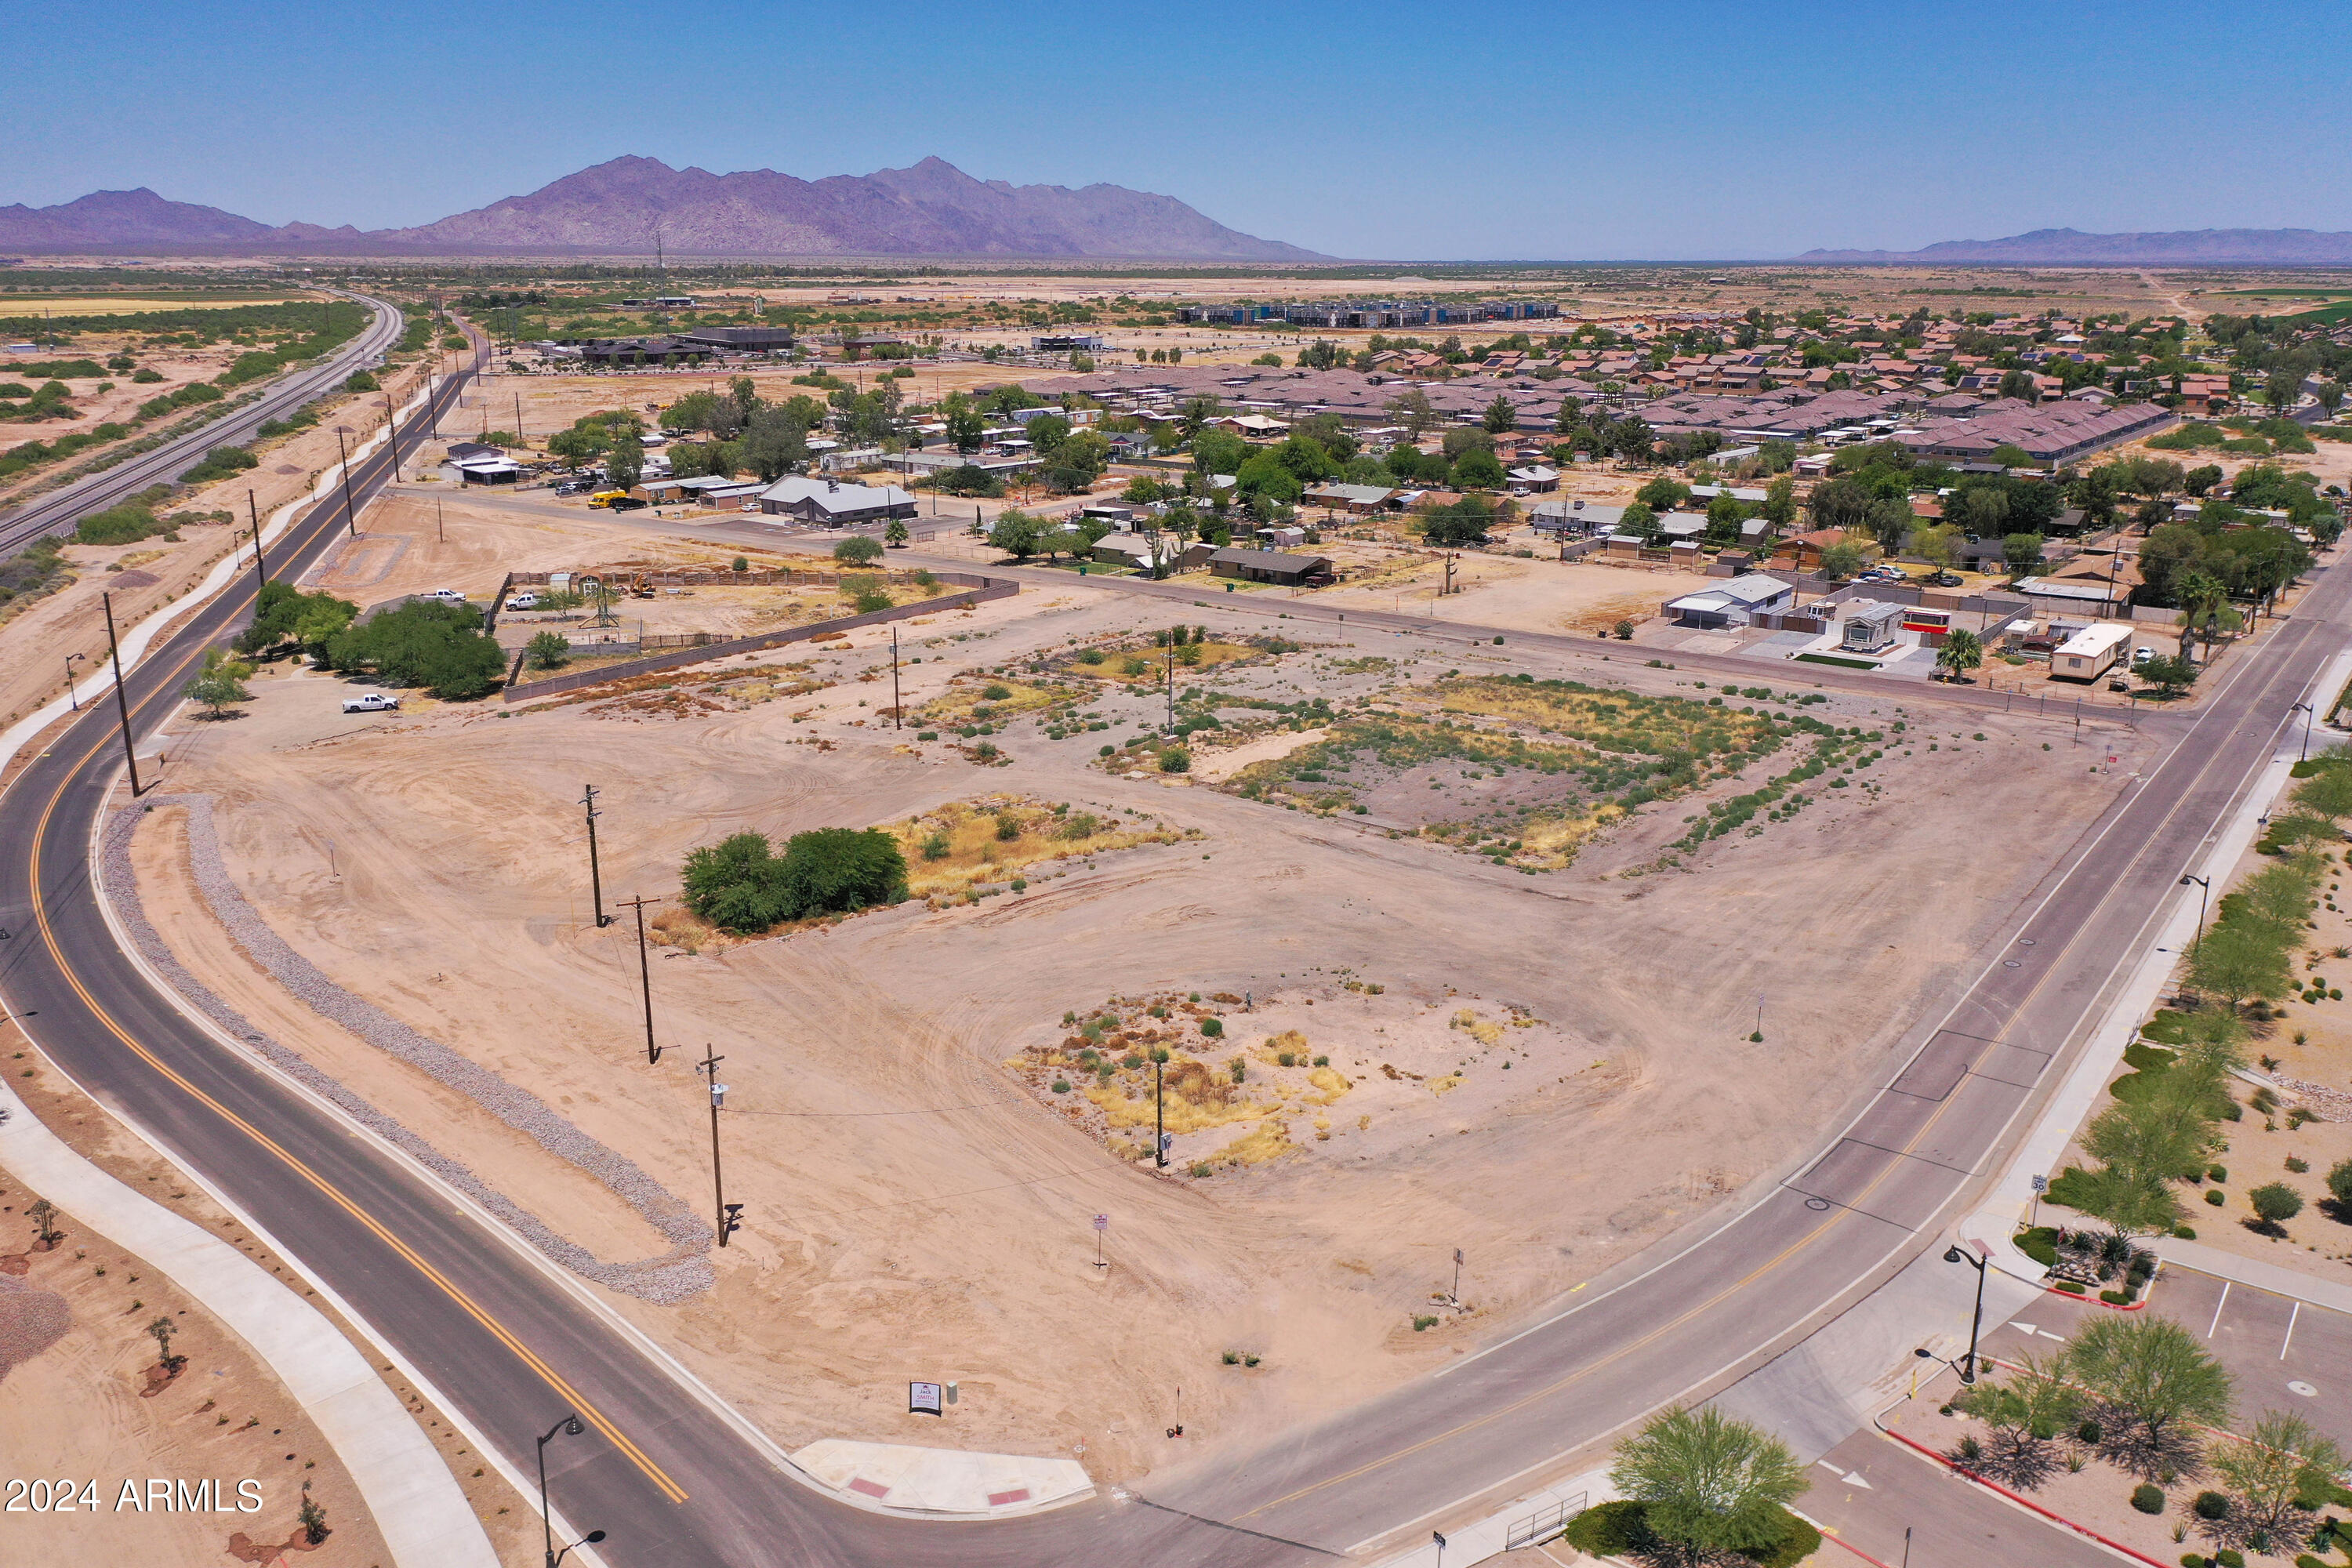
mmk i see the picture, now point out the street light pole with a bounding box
[64,651,85,712]
[1154,1052,1167,1168]
[1942,1242,1989,1384]
[2293,702,2315,764]
[619,895,662,1063]
[580,785,612,927]
[535,1414,583,1568]
[891,624,902,730]
[2180,873,2211,957]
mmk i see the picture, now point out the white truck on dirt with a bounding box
[341,692,401,713]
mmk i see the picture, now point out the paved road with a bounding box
[1798,1428,2117,1568]
[3,426,2347,1564]
[0,289,406,556]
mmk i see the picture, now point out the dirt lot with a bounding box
[113,499,2154,1486]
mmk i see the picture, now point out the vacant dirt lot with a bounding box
[118,501,2152,1484]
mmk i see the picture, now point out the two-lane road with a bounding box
[0,288,405,556]
[3,408,2345,1564]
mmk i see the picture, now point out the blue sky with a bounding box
[8,1,2347,260]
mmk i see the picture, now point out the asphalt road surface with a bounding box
[0,288,406,556]
[2,437,2347,1564]
[1798,1428,2118,1568]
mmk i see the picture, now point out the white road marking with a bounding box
[2281,1300,2301,1360]
[2208,1280,2231,1338]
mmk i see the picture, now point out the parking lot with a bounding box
[1978,1263,2352,1447]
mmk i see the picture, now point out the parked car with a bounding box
[507,591,540,610]
[430,588,465,604]
[342,692,400,713]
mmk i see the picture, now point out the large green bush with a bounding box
[1561,1500,1818,1568]
[179,444,258,485]
[237,579,358,656]
[323,597,504,699]
[681,829,909,932]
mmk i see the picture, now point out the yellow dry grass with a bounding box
[1072,640,1258,683]
[894,796,1188,898]
[916,677,1074,728]
[1450,1010,1506,1047]
[1083,1056,1276,1135]
[1432,681,1776,752]
[1210,1118,1299,1167]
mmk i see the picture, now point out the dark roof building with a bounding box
[1208,547,1331,586]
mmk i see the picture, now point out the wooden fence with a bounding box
[500,572,1018,703]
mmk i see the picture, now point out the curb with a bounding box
[1872,1421,2169,1568]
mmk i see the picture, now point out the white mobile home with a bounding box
[2051,623,2133,682]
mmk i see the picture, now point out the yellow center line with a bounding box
[9,449,691,1506]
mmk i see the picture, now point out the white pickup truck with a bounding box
[342,692,401,713]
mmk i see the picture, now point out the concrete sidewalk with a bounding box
[787,1439,1091,1518]
[1959,633,2352,1287]
[0,1076,498,1568]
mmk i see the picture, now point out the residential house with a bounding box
[1208,547,1332,586]
[1661,573,1795,630]
[757,476,918,525]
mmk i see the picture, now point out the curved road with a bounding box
[2,405,2347,1563]
[0,287,405,556]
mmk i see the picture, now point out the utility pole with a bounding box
[580,785,613,927]
[245,490,269,593]
[891,624,902,729]
[1165,630,1176,734]
[386,389,403,482]
[437,498,445,544]
[619,895,662,1063]
[1154,1053,1167,1168]
[332,427,361,539]
[101,593,142,797]
[696,1044,742,1247]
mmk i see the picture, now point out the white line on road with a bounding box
[2282,1299,2301,1360]
[2209,1279,2232,1338]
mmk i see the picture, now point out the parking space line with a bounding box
[2282,1300,2301,1360]
[2208,1280,2231,1338]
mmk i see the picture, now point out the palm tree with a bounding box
[1936,627,1984,683]
[1609,1405,1808,1563]
[2174,570,2240,666]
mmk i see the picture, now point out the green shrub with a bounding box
[525,631,568,670]
[74,501,171,546]
[2194,1490,2230,1519]
[179,444,258,485]
[982,683,1013,700]
[681,827,909,933]
[236,579,358,655]
[2016,1227,2060,1267]
[2206,1189,2226,1206]
[2173,1225,2197,1240]
[2132,1483,2165,1513]
[1159,746,1191,773]
[833,535,884,566]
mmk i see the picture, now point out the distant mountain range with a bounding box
[1796,227,2352,267]
[0,157,1324,261]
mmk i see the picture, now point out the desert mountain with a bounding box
[1797,227,2352,266]
[0,157,1322,260]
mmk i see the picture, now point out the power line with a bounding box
[723,1098,1025,1118]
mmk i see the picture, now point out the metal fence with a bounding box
[1504,1491,1588,1551]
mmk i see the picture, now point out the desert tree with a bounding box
[1608,1404,1808,1563]
[1952,1352,2079,1490]
[1935,627,1984,683]
[2068,1314,2234,1478]
[147,1314,183,1370]
[2204,1410,2344,1553]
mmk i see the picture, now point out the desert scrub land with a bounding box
[113,503,2151,1481]
[1200,672,1873,872]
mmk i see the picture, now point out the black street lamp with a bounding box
[1942,1242,1989,1384]
[536,1414,593,1568]
[2180,873,2211,957]
[2294,702,2316,764]
[552,1530,607,1567]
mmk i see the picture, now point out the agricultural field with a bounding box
[111,493,2151,1483]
